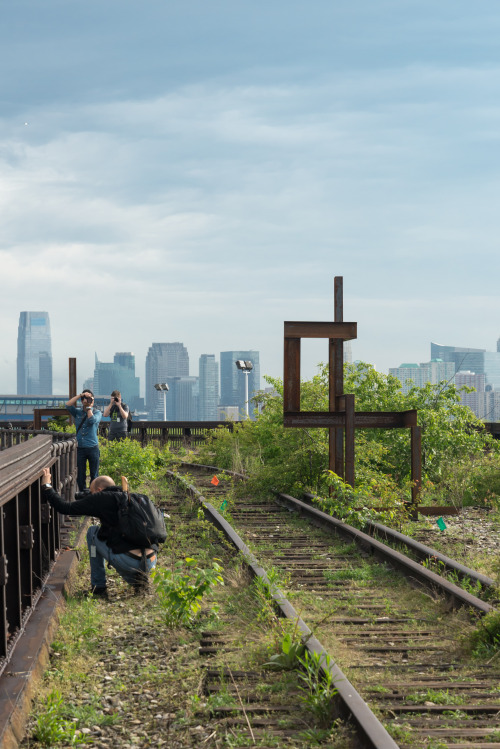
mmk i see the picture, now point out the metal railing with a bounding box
[0,432,77,669]
[98,420,235,446]
[3,421,236,448]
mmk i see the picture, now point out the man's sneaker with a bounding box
[89,586,108,599]
[75,489,90,499]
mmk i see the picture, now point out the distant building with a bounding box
[480,388,500,422]
[145,343,189,419]
[82,377,94,393]
[93,352,140,409]
[455,371,485,416]
[431,341,500,391]
[17,312,53,395]
[389,359,456,394]
[217,405,240,421]
[220,350,260,419]
[198,354,219,421]
[344,341,352,364]
[167,376,199,420]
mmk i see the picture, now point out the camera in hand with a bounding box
[114,397,119,402]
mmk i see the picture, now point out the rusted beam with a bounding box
[284,321,357,340]
[68,358,77,399]
[332,277,345,478]
[411,425,422,507]
[283,337,301,412]
[345,394,355,487]
[284,410,418,429]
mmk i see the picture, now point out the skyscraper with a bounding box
[17,312,53,395]
[199,354,219,421]
[431,341,500,390]
[93,352,140,408]
[389,359,456,395]
[145,343,189,419]
[220,350,260,419]
[168,376,199,420]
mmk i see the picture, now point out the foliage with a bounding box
[33,690,84,746]
[296,651,338,727]
[152,557,224,627]
[317,470,410,528]
[466,610,500,657]
[263,617,307,671]
[99,438,173,485]
[47,412,75,433]
[195,361,499,514]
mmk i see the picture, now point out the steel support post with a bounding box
[411,425,422,517]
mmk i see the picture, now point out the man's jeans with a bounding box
[77,445,100,491]
[87,526,157,588]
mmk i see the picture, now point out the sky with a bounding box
[2,0,500,396]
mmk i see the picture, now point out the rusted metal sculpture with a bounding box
[283,277,422,508]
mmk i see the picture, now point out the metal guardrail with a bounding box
[3,421,236,447]
[0,432,77,671]
[99,420,235,446]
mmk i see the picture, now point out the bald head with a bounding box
[90,475,116,493]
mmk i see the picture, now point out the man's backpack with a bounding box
[116,485,167,548]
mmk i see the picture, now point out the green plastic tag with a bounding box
[220,500,227,513]
[436,516,447,531]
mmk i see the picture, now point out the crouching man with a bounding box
[41,468,163,598]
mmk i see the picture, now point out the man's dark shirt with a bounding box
[42,485,158,554]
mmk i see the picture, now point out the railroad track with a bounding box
[169,463,500,749]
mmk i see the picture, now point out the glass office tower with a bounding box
[145,342,189,419]
[199,354,219,421]
[17,311,53,395]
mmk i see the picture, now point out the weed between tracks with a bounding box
[21,478,353,749]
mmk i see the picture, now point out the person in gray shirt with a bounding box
[103,390,129,441]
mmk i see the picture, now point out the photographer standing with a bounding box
[66,389,102,496]
[103,390,129,441]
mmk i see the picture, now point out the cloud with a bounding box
[2,4,500,395]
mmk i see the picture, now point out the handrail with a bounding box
[0,433,77,669]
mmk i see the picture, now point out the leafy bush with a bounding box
[99,438,172,485]
[152,557,224,627]
[196,362,499,515]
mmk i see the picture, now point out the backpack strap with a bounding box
[75,414,87,435]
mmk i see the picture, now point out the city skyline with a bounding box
[2,2,500,390]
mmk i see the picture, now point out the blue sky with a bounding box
[1,1,499,395]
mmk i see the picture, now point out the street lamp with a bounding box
[235,360,253,418]
[154,383,169,421]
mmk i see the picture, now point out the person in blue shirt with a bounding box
[66,389,102,495]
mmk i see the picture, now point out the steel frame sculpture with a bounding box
[283,276,422,509]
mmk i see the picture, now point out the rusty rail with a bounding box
[0,433,77,672]
[169,468,400,749]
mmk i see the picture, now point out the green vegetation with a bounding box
[195,361,500,525]
[296,651,338,727]
[465,609,500,656]
[152,557,224,627]
[98,437,174,485]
